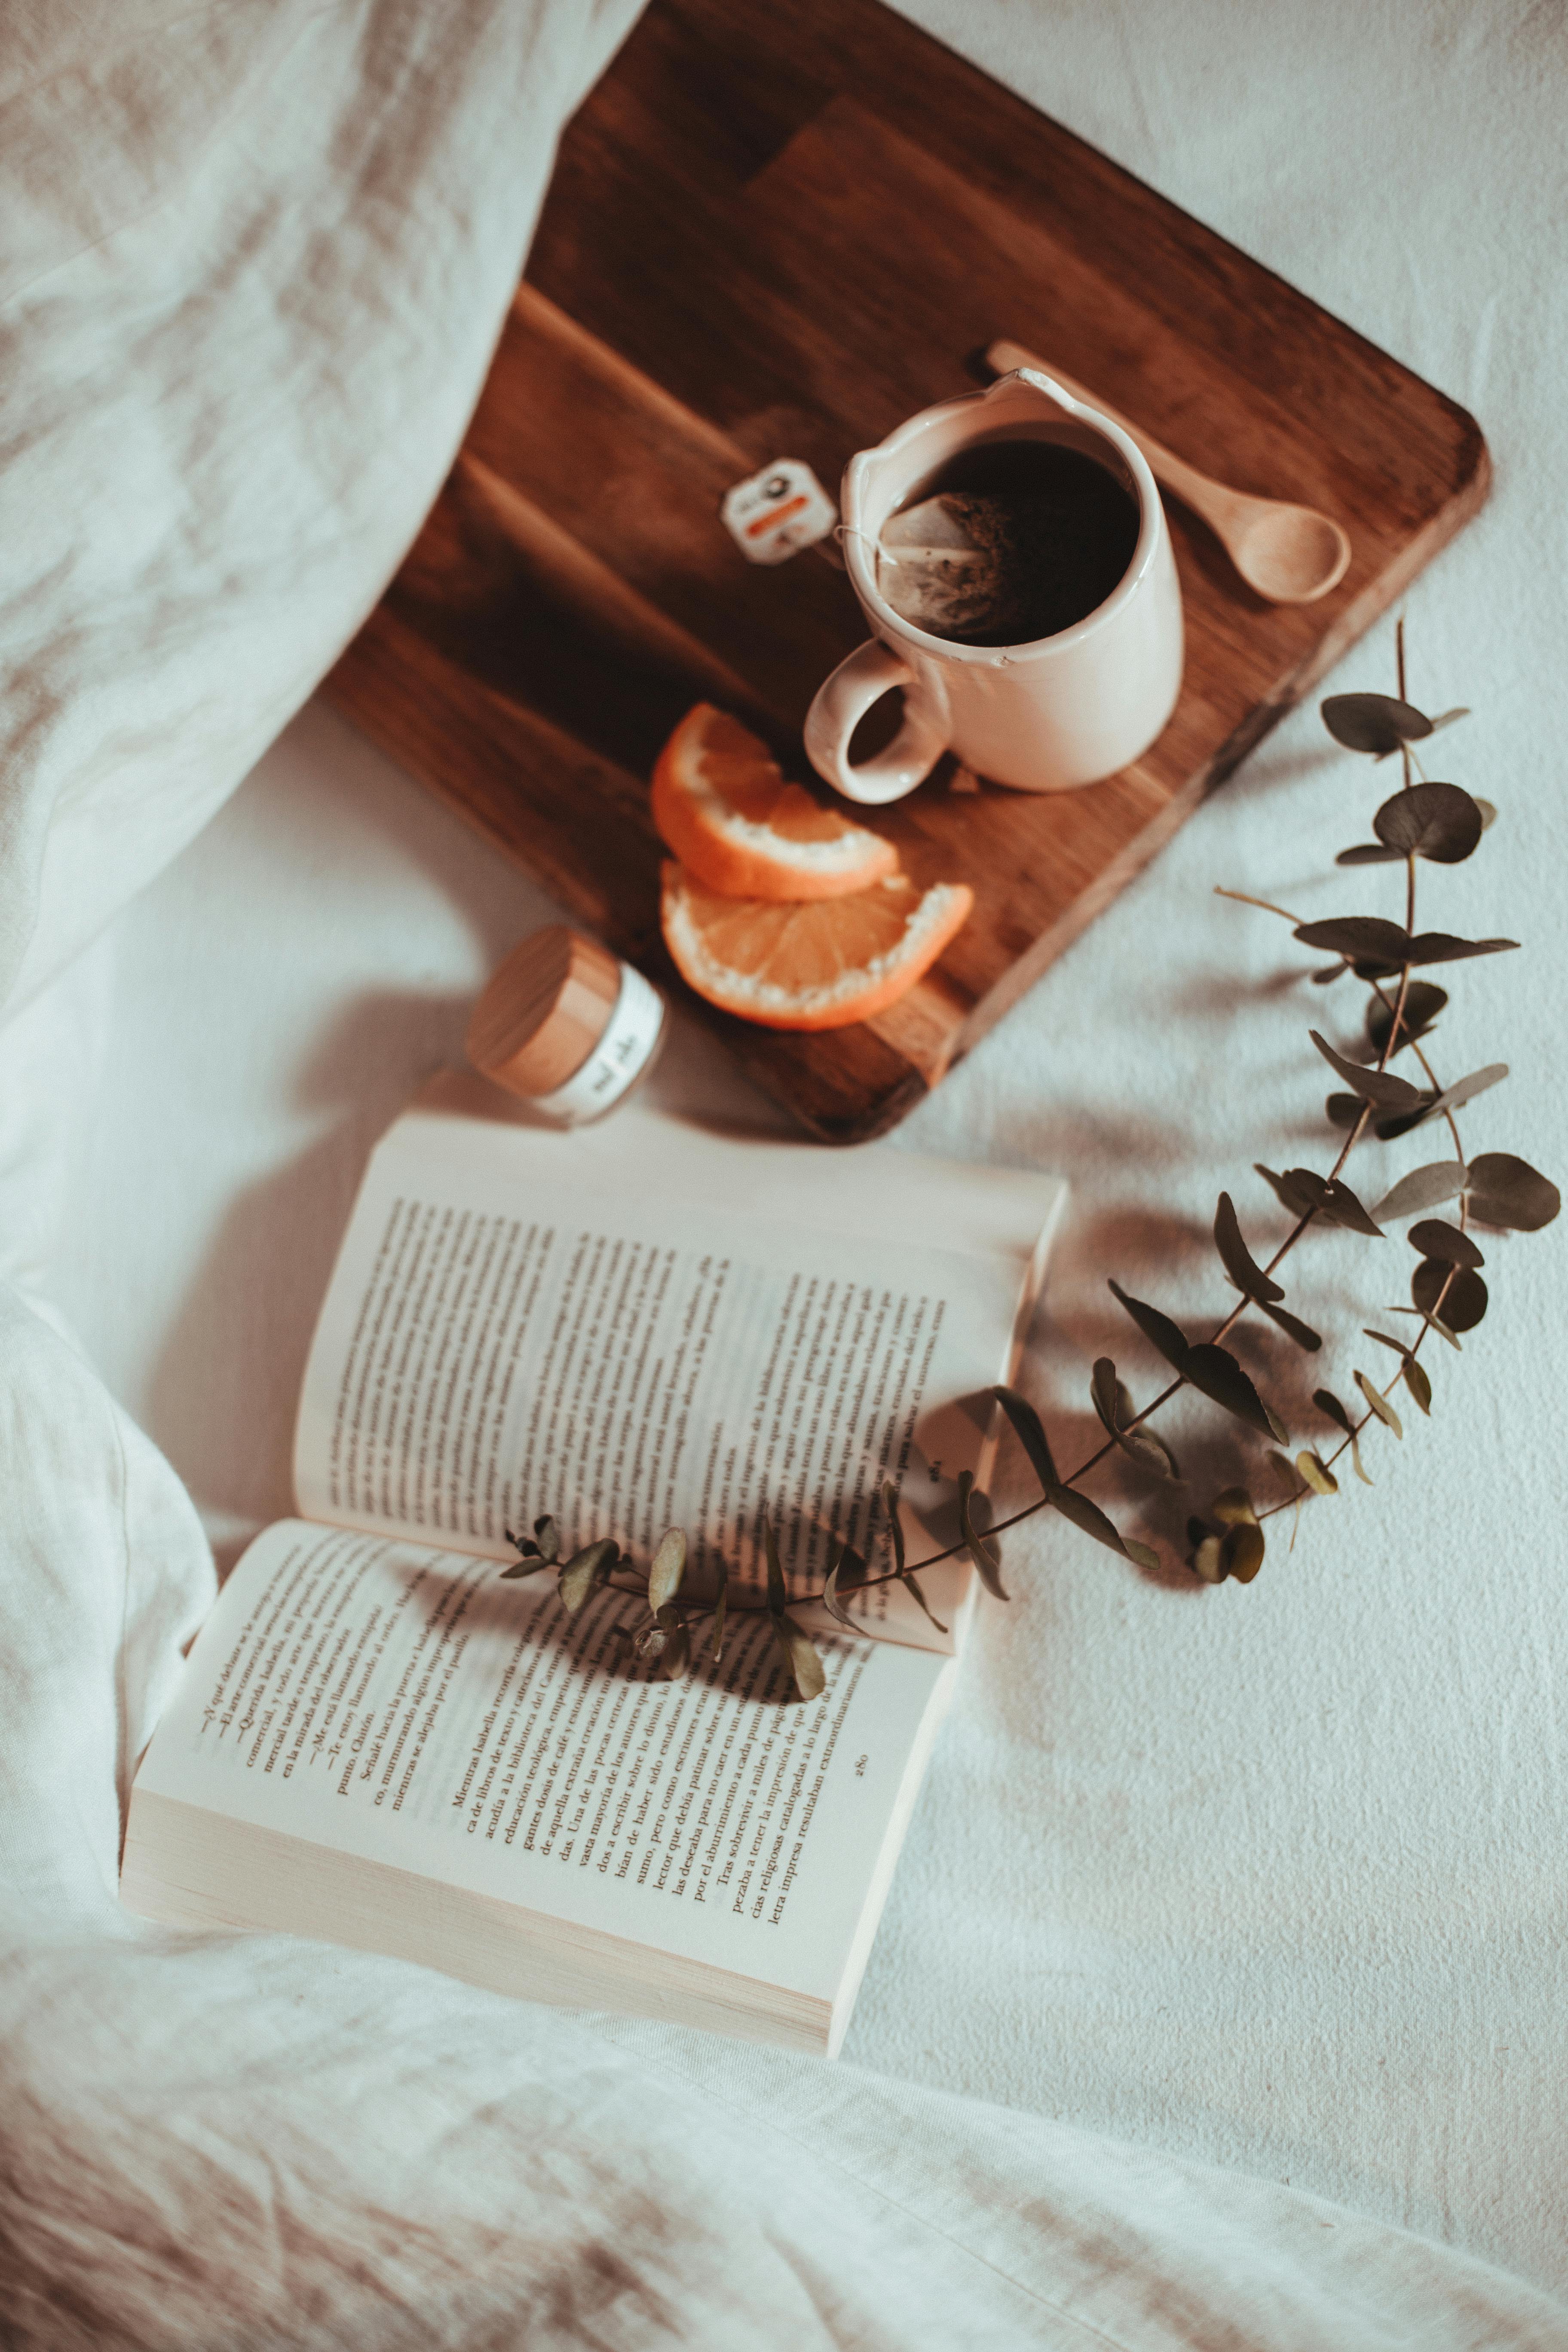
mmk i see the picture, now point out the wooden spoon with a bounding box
[985,337,1352,605]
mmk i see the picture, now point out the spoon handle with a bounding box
[985,337,1244,534]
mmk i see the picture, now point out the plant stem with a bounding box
[1213,885,1305,924]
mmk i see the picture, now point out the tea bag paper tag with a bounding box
[721,459,837,565]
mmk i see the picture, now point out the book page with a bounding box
[131,1519,952,2014]
[292,1088,1064,1649]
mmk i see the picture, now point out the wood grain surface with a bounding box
[324,0,1489,1142]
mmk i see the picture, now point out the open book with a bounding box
[122,1078,1066,2056]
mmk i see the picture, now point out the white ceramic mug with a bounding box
[804,369,1183,803]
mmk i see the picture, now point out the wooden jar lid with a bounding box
[466,925,626,1099]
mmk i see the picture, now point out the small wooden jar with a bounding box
[466,926,668,1127]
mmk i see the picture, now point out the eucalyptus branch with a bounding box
[501,633,1558,1690]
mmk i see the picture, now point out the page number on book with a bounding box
[855,1755,869,1778]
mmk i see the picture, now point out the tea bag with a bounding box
[876,490,1055,645]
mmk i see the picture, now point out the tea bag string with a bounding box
[836,522,894,565]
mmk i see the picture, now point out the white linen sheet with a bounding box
[3,0,1567,2344]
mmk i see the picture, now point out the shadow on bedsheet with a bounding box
[979,1177,1369,1608]
[143,980,481,1571]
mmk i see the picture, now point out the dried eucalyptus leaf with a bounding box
[1355,1369,1403,1439]
[634,1620,668,1660]
[1363,1327,1413,1359]
[1312,962,1350,983]
[1364,1069,1505,1144]
[1257,1164,1318,1218]
[498,1552,545,1580]
[1222,1522,1265,1583]
[835,1544,870,1589]
[1390,1305,1464,1352]
[995,1385,1060,1493]
[1047,1482,1147,1566]
[898,1572,949,1635]
[1464,1152,1561,1232]
[1336,842,1403,867]
[1372,781,1483,864]
[1367,979,1446,1057]
[1090,1357,1121,1433]
[1314,1387,1354,1435]
[659,1618,692,1680]
[1320,692,1433,755]
[1107,1280,1190,1371]
[1184,1341,1288,1442]
[647,1528,687,1614]
[821,1540,860,1631]
[1148,1432,1184,1482]
[1295,917,1517,970]
[1366,1093,1442,1143]
[1123,1426,1181,1479]
[1314,1173,1384,1235]
[771,1614,826,1703]
[958,1469,1009,1600]
[1369,1161,1467,1222]
[1296,1449,1339,1496]
[1294,915,1412,964]
[1407,1218,1483,1268]
[1429,1063,1509,1120]
[1310,1030,1425,1113]
[558,1539,617,1613]
[1190,1534,1227,1583]
[1255,1164,1381,1234]
[1412,1260,1487,1331]
[1092,1357,1181,1478]
[1212,1487,1258,1527]
[881,1481,906,1577]
[1405,1357,1433,1416]
[1325,1092,1366,1133]
[1403,931,1519,966]
[1473,797,1497,829]
[1426,707,1470,735]
[1214,1190,1284,1302]
[1260,1298,1323,1352]
[533,1516,561,1565]
[1267,1449,1304,1500]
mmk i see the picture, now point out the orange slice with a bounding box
[652,703,899,901]
[661,860,972,1031]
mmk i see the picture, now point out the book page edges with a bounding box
[121,1789,835,2056]
[826,1654,957,2058]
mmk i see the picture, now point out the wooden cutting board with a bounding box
[324,0,1488,1142]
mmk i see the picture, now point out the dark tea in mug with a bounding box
[876,435,1141,647]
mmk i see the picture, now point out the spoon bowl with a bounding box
[1227,499,1351,603]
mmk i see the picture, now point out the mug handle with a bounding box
[803,639,949,805]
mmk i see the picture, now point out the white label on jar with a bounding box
[534,963,665,1125]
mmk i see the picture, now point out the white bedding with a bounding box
[4,0,1567,2343]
